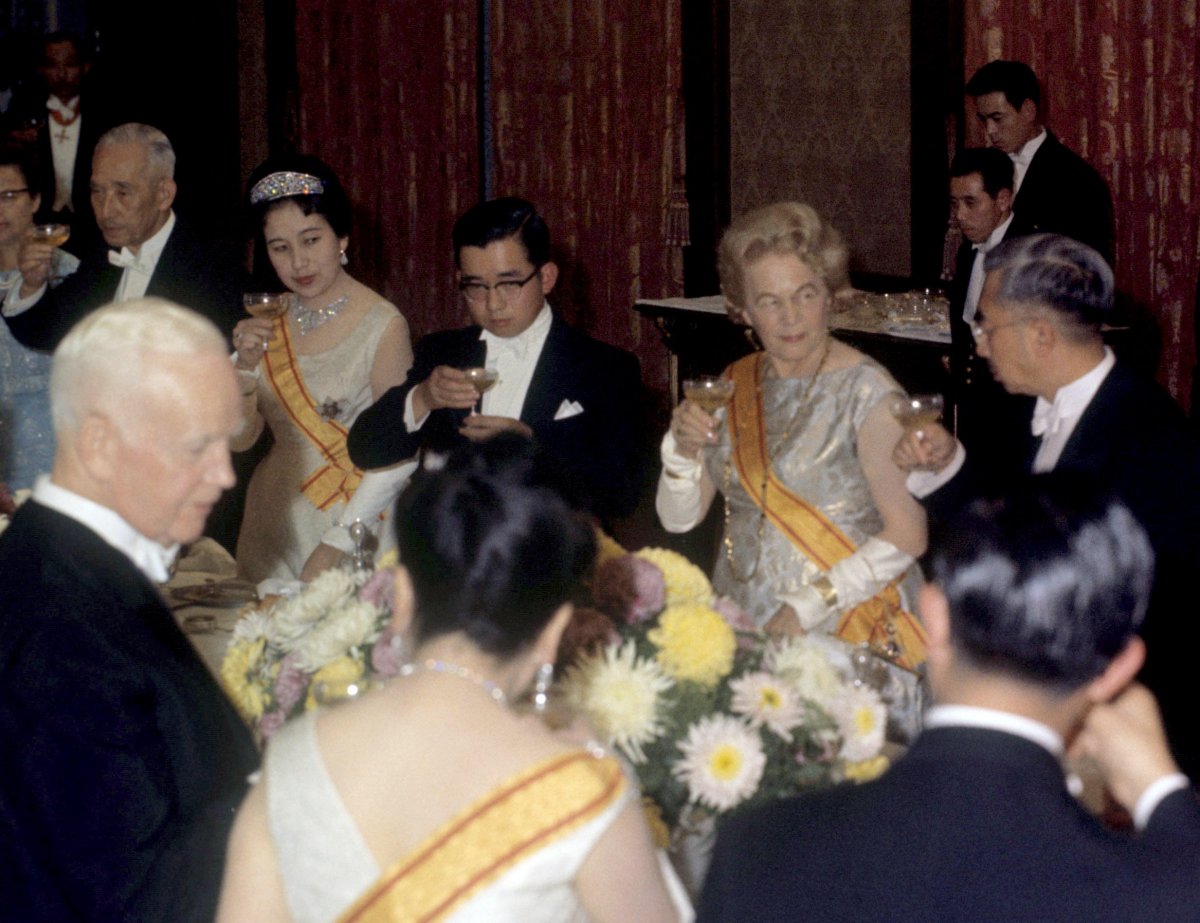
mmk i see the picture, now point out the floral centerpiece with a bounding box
[220,566,403,739]
[560,547,889,837]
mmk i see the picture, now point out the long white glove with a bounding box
[779,536,914,631]
[655,430,706,533]
[320,459,418,554]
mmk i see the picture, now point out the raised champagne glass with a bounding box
[683,376,736,425]
[889,393,944,432]
[30,223,70,283]
[243,292,296,320]
[463,367,500,414]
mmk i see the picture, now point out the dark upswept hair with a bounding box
[965,60,1041,112]
[950,147,1015,198]
[246,153,352,238]
[716,201,849,321]
[394,435,596,657]
[0,142,42,193]
[452,196,551,269]
[931,474,1153,691]
[983,233,1113,340]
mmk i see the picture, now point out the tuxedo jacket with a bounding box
[347,314,645,522]
[925,361,1200,773]
[32,95,109,243]
[698,727,1200,923]
[947,219,1036,477]
[0,502,259,922]
[1014,132,1115,261]
[3,219,244,351]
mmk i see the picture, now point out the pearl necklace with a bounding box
[397,658,508,705]
[293,293,350,335]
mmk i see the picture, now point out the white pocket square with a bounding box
[554,399,585,421]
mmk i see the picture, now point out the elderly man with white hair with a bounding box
[0,298,258,923]
[3,121,243,350]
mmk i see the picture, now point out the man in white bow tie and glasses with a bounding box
[894,231,1200,778]
[2,122,242,351]
[348,196,644,525]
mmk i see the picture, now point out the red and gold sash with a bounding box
[726,354,926,671]
[263,319,363,511]
[337,752,626,923]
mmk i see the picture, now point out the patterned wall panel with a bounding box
[730,0,912,278]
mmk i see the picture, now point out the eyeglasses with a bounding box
[459,267,539,304]
[0,188,29,204]
[969,318,1025,344]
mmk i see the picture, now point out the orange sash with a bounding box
[263,318,363,511]
[337,752,626,923]
[726,354,926,671]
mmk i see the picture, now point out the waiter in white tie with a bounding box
[894,232,1200,779]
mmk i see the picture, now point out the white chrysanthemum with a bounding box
[830,685,887,763]
[268,569,362,649]
[729,671,807,740]
[673,715,766,812]
[562,641,672,763]
[230,609,272,645]
[292,600,381,671]
[767,636,845,702]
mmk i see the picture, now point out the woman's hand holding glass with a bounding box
[669,398,720,459]
[232,316,276,371]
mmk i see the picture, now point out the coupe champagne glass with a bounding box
[683,376,735,426]
[243,292,295,320]
[30,223,70,283]
[463,367,500,414]
[888,393,944,432]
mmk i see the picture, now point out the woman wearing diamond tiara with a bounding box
[216,436,689,923]
[656,203,928,723]
[232,155,414,583]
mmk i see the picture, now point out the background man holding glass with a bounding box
[347,196,643,524]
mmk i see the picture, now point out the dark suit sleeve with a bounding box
[1,253,114,351]
[1141,786,1200,848]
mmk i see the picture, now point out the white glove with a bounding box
[779,537,915,630]
[655,430,706,533]
[320,460,418,554]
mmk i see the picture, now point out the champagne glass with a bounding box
[463,367,499,414]
[30,223,70,283]
[683,376,735,426]
[889,393,944,432]
[243,292,296,320]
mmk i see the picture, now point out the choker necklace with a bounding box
[294,293,350,335]
[722,335,832,583]
[397,658,508,705]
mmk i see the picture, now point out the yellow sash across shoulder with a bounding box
[337,751,627,923]
[726,354,926,671]
[263,318,363,512]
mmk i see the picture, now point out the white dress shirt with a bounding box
[110,210,176,303]
[1010,128,1048,195]
[46,94,81,212]
[963,212,1015,324]
[1031,347,1115,472]
[31,475,179,583]
[404,302,554,430]
[925,703,1188,831]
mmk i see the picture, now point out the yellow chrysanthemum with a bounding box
[220,637,271,722]
[635,547,712,608]
[843,754,890,783]
[305,656,367,710]
[594,528,627,568]
[376,547,400,569]
[648,603,736,687]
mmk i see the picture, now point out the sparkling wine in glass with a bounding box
[243,292,295,319]
[463,367,500,413]
[889,393,945,431]
[30,223,70,283]
[683,376,736,421]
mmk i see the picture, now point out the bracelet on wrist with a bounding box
[810,574,839,610]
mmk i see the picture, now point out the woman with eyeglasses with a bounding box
[0,142,78,489]
[231,154,413,583]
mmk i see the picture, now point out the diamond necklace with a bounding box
[722,336,832,583]
[397,658,509,706]
[293,293,350,335]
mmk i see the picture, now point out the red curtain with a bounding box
[291,1,684,398]
[966,2,1200,408]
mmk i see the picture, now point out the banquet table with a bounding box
[167,539,253,677]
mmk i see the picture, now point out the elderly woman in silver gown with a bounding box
[656,202,927,674]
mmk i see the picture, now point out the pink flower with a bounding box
[713,596,756,632]
[371,627,406,677]
[258,709,287,740]
[274,653,309,713]
[360,568,395,612]
[627,556,667,622]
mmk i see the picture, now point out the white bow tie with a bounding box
[1030,400,1060,438]
[46,95,79,116]
[482,330,530,364]
[109,248,151,274]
